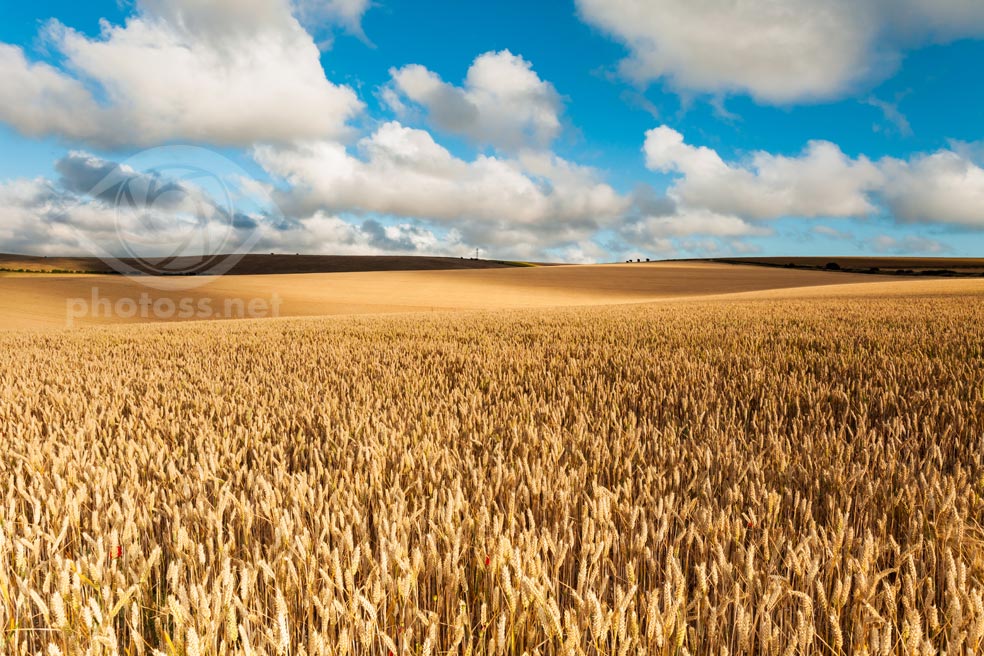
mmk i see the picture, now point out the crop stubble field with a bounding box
[2,277,984,655]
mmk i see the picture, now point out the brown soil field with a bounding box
[0,262,898,330]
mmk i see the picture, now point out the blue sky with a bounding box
[1,0,984,262]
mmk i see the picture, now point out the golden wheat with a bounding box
[1,292,983,654]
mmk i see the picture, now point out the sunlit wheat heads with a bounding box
[1,292,983,654]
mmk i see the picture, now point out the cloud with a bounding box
[947,139,984,163]
[254,121,627,232]
[251,116,643,260]
[644,126,884,220]
[10,128,982,263]
[576,0,984,103]
[865,95,913,137]
[812,225,855,241]
[623,209,768,240]
[870,234,950,255]
[386,50,563,151]
[0,153,279,259]
[644,125,984,232]
[0,153,465,260]
[612,205,769,259]
[292,0,372,37]
[53,151,194,211]
[0,176,181,257]
[359,218,445,252]
[551,241,612,265]
[0,0,362,146]
[0,45,111,141]
[880,151,984,227]
[250,213,463,256]
[0,178,74,255]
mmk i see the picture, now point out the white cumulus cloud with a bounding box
[386,50,563,151]
[576,0,984,103]
[252,121,633,259]
[644,126,884,220]
[880,151,984,227]
[625,210,770,240]
[643,125,984,231]
[0,0,362,147]
[254,121,627,228]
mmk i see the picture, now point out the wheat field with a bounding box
[2,286,984,655]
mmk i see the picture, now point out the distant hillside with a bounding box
[0,261,892,330]
[709,256,984,277]
[0,253,541,275]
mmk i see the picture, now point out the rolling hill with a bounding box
[3,259,972,330]
[0,253,535,275]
